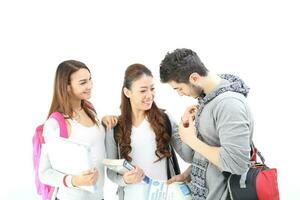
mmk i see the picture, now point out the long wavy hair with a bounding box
[116,63,171,162]
[47,60,96,124]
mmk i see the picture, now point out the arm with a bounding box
[38,119,73,187]
[179,119,221,167]
[179,98,251,174]
[167,113,194,163]
[215,97,251,174]
[39,119,98,188]
[105,129,128,186]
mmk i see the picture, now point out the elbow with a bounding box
[219,147,250,175]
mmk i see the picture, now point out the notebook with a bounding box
[45,136,97,193]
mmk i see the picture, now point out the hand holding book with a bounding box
[166,165,192,185]
[103,159,192,200]
[123,166,145,184]
[102,158,150,184]
[72,168,99,187]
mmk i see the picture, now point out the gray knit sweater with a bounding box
[191,74,253,200]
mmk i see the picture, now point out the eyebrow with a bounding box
[78,78,88,83]
[139,84,154,89]
[78,76,91,83]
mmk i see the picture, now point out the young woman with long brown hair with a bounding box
[39,60,106,200]
[105,64,193,200]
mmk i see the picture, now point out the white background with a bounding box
[1,0,299,199]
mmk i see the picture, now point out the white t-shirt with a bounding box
[124,118,167,200]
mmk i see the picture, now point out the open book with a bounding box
[102,158,192,200]
[46,136,98,193]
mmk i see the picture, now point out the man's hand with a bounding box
[179,114,197,145]
[166,166,192,185]
[101,115,118,130]
[181,105,198,127]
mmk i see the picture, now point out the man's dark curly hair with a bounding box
[160,48,209,83]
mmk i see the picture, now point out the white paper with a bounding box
[147,180,192,200]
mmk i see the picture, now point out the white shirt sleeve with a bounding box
[38,118,71,188]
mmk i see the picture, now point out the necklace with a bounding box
[73,107,83,121]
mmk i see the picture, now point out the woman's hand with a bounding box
[123,166,145,184]
[101,115,118,130]
[72,168,99,187]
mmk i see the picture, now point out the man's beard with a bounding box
[190,84,205,98]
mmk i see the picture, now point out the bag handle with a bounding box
[250,142,265,164]
[50,112,68,138]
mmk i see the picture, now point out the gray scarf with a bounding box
[191,74,250,200]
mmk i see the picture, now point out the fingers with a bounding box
[89,170,99,184]
[166,174,185,185]
[190,105,198,112]
[113,116,118,125]
[78,168,99,185]
[182,105,198,127]
[123,166,144,184]
[166,176,177,185]
[85,169,99,185]
[105,116,118,130]
[81,169,93,175]
[107,119,112,130]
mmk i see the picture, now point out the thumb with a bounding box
[166,176,176,185]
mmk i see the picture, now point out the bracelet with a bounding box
[63,175,68,187]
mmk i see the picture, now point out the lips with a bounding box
[83,90,91,95]
[143,100,153,106]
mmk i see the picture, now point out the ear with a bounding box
[189,72,200,84]
[123,87,131,98]
[67,84,72,93]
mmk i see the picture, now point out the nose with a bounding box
[87,79,93,89]
[144,90,154,100]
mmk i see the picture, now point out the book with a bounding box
[45,136,98,193]
[102,158,150,183]
[102,159,192,200]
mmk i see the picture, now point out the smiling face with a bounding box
[69,68,93,101]
[124,74,155,111]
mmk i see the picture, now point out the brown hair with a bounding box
[47,60,96,124]
[116,63,171,162]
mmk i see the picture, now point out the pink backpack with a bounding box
[32,112,68,200]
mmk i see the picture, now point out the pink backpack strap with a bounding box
[50,112,68,138]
